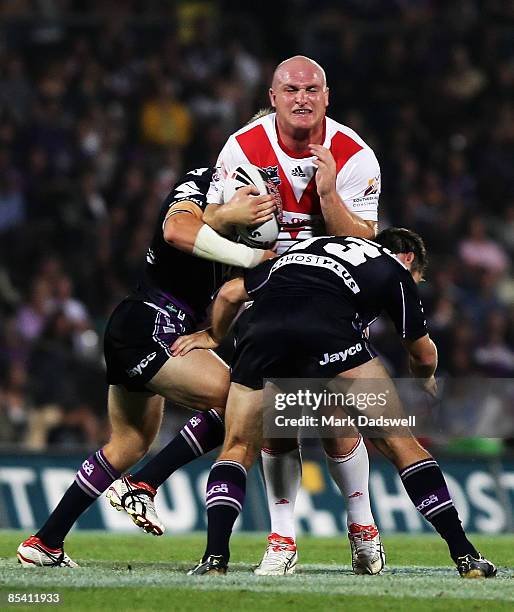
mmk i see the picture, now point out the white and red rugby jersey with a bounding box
[207,112,380,253]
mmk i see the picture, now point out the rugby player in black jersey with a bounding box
[17,167,276,567]
[174,229,496,579]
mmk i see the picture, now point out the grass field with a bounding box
[0,531,512,611]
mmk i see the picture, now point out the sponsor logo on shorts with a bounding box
[416,494,438,511]
[319,343,362,366]
[127,352,157,378]
[165,303,186,321]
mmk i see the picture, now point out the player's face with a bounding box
[269,63,329,133]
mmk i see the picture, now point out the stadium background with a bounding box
[0,1,513,534]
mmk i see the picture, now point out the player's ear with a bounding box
[396,251,415,269]
[324,87,330,107]
[269,88,276,108]
[404,252,415,266]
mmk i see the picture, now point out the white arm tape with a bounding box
[193,224,263,268]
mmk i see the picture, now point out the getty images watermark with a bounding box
[273,388,415,428]
[262,378,514,439]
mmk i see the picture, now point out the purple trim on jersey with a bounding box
[150,289,197,321]
[135,277,198,322]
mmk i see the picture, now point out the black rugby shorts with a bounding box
[230,296,375,390]
[104,297,195,392]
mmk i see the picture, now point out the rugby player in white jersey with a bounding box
[98,56,384,576]
[203,55,384,575]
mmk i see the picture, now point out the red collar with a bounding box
[275,117,326,159]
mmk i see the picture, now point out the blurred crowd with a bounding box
[0,1,513,450]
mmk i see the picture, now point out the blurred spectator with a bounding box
[49,275,89,328]
[458,217,509,274]
[475,312,514,377]
[0,151,25,234]
[141,81,192,148]
[443,45,487,101]
[0,57,33,123]
[0,3,511,449]
[0,362,29,443]
[491,203,514,255]
[15,278,53,343]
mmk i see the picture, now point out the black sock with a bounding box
[203,461,247,562]
[399,459,478,562]
[36,449,120,549]
[133,409,224,490]
[36,483,95,549]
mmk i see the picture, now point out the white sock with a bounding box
[261,446,302,540]
[325,435,375,528]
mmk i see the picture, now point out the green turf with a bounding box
[0,531,512,611]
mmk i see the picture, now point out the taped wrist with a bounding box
[193,224,262,268]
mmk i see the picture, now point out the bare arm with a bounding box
[403,334,438,378]
[211,278,249,342]
[309,144,377,239]
[318,190,377,238]
[164,201,274,267]
[403,334,438,396]
[163,201,205,250]
[171,278,249,356]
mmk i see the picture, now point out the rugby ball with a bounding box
[223,164,280,248]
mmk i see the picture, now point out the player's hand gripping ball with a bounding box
[223,164,281,248]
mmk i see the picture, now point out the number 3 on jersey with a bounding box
[289,236,382,266]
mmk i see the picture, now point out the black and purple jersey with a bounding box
[243,235,427,342]
[104,167,223,391]
[135,167,222,321]
[231,236,427,389]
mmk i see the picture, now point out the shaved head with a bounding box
[272,55,327,89]
[269,55,329,150]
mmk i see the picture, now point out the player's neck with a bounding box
[275,118,325,158]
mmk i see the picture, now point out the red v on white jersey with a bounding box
[208,113,380,253]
